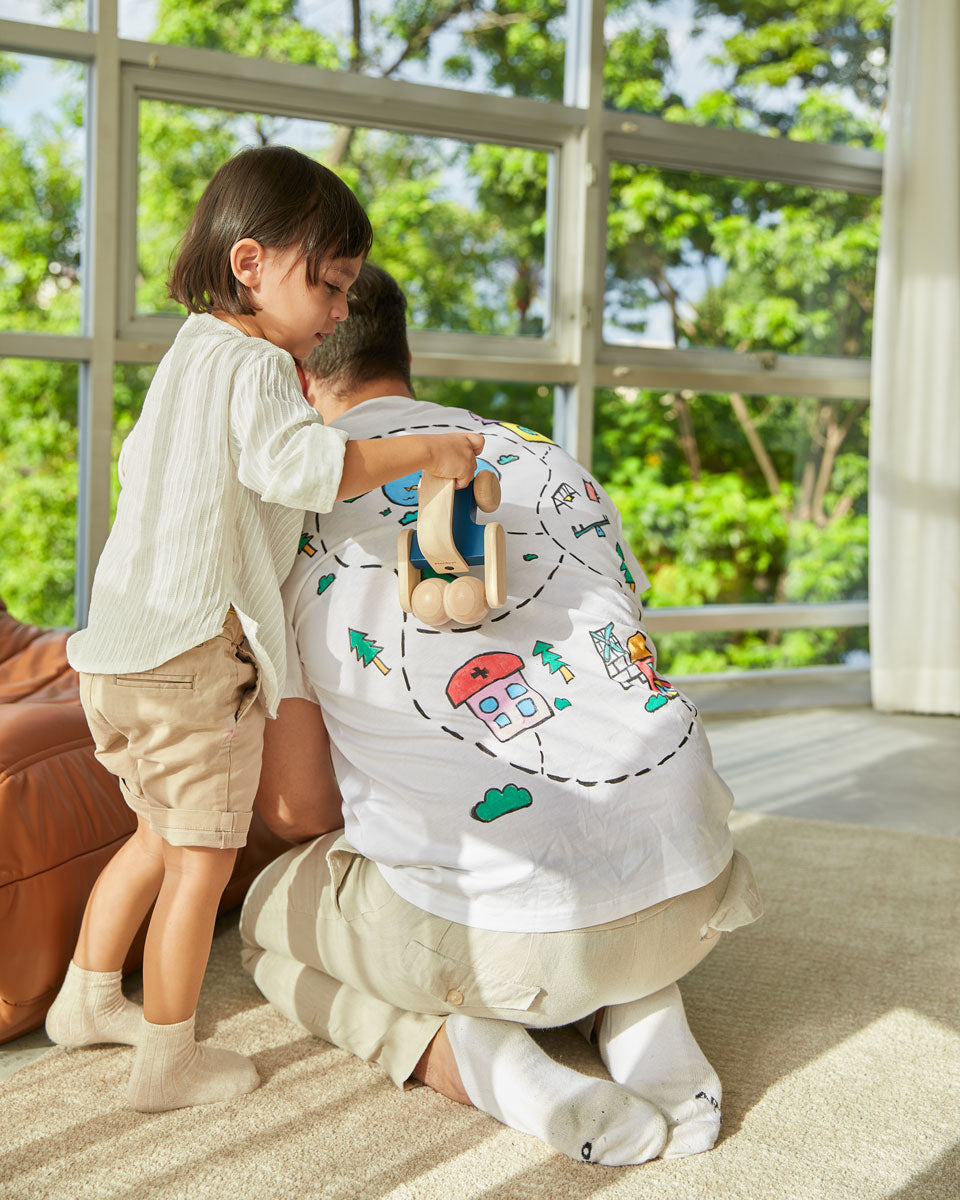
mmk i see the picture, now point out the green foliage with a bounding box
[0,358,78,625]
[595,386,870,671]
[0,75,83,333]
[0,0,888,673]
[658,623,869,675]
[604,15,677,112]
[136,101,244,315]
[0,63,84,623]
[642,0,892,143]
[152,0,342,68]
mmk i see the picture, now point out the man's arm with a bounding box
[255,698,344,843]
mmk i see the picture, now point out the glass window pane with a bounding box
[604,0,892,149]
[413,378,555,437]
[592,384,869,625]
[652,625,869,675]
[120,0,566,102]
[0,1,87,29]
[0,357,78,626]
[136,101,550,338]
[606,163,880,358]
[0,54,85,334]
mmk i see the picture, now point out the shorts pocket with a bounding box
[234,641,262,722]
[114,672,195,689]
[401,940,543,1013]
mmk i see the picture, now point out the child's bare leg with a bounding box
[46,818,164,1047]
[127,841,259,1112]
[141,842,237,1024]
[74,818,166,970]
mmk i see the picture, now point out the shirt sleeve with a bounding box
[229,349,348,512]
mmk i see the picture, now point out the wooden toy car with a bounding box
[398,470,506,626]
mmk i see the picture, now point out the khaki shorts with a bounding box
[79,611,265,849]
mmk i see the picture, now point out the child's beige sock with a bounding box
[45,962,143,1047]
[127,1014,260,1112]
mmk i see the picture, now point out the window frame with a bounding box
[0,3,882,700]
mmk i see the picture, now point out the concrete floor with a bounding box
[703,706,960,838]
[2,705,957,1083]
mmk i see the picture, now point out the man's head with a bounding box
[303,263,413,412]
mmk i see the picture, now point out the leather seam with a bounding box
[0,833,132,889]
[0,736,98,780]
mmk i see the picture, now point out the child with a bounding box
[45,145,482,1113]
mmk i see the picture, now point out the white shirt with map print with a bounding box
[282,394,736,933]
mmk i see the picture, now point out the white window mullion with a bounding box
[76,0,120,625]
[554,0,606,467]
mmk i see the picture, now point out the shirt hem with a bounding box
[374,839,734,934]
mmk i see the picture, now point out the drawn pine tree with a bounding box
[615,543,636,592]
[532,640,574,682]
[349,628,390,675]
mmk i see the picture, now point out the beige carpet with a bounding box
[1,813,958,1200]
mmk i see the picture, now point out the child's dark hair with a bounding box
[169,145,373,315]
[303,263,413,395]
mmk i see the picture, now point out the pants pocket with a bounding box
[322,837,397,921]
[401,939,543,1014]
[702,850,764,936]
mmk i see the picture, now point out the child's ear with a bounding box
[230,238,264,286]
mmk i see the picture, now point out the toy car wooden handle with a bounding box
[416,474,468,574]
[415,470,501,574]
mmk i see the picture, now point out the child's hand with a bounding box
[424,433,484,489]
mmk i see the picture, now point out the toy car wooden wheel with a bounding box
[484,522,506,608]
[444,576,489,625]
[411,577,451,627]
[472,470,501,513]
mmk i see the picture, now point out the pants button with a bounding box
[445,988,464,1006]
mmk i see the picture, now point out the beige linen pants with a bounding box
[240,831,761,1088]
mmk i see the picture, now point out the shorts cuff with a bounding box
[120,786,252,849]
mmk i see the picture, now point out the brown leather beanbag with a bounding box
[0,598,289,1043]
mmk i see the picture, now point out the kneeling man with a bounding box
[240,264,762,1166]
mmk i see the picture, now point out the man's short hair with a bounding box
[304,262,413,393]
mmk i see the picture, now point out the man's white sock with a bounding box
[45,961,142,1047]
[445,1014,667,1166]
[596,984,722,1158]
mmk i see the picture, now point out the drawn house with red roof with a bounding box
[446,652,553,743]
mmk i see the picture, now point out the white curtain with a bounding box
[869,0,960,714]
